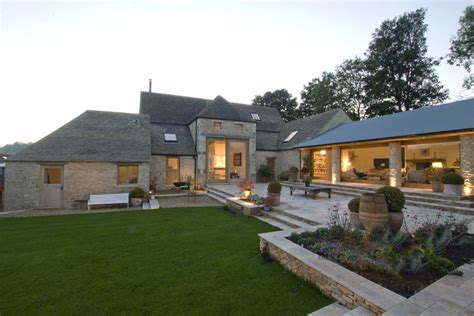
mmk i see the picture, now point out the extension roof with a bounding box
[150,123,196,156]
[298,98,474,148]
[9,111,151,162]
[140,92,284,132]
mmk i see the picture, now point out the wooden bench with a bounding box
[88,193,129,211]
[289,185,332,199]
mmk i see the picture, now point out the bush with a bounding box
[441,173,464,185]
[347,197,360,213]
[376,186,405,213]
[278,172,290,181]
[289,166,299,175]
[257,164,273,179]
[304,176,312,186]
[268,181,282,194]
[130,187,145,199]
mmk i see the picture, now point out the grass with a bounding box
[0,207,332,315]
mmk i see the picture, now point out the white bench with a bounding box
[88,193,129,211]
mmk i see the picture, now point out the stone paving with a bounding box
[210,183,474,233]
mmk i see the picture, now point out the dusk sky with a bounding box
[0,0,471,147]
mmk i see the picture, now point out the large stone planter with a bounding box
[444,184,463,196]
[131,198,143,207]
[388,212,403,233]
[267,193,280,206]
[359,193,388,232]
[349,211,363,230]
[430,181,444,193]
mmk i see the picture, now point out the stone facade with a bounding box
[149,155,195,191]
[460,134,474,195]
[194,118,257,188]
[331,146,341,183]
[4,161,149,211]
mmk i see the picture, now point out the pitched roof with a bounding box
[298,98,474,148]
[139,91,283,132]
[256,131,280,151]
[278,109,352,150]
[150,123,196,156]
[9,111,151,162]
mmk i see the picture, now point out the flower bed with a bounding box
[288,212,474,298]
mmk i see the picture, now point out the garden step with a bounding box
[254,215,293,230]
[404,200,474,215]
[265,212,313,229]
[207,192,227,204]
[142,202,150,210]
[271,207,320,226]
[149,199,160,209]
[344,306,375,316]
[308,302,350,315]
[207,186,234,198]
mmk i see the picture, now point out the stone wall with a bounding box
[278,149,300,177]
[4,162,41,211]
[256,151,278,177]
[460,134,474,195]
[150,155,195,191]
[389,142,402,187]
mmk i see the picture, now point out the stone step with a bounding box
[207,186,234,198]
[343,306,375,316]
[264,212,314,229]
[254,215,293,230]
[308,302,350,316]
[142,202,150,210]
[207,192,227,204]
[149,199,160,209]
[271,207,320,226]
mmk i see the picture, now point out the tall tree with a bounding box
[447,5,474,89]
[365,8,448,117]
[252,89,299,122]
[299,72,339,118]
[334,57,368,120]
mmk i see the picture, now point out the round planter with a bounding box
[443,184,463,196]
[388,212,404,233]
[267,193,280,206]
[359,193,388,232]
[349,211,363,230]
[430,181,444,193]
[131,198,143,207]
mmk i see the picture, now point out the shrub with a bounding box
[301,166,310,174]
[376,186,405,213]
[278,172,290,181]
[289,166,299,175]
[257,164,273,180]
[130,187,145,199]
[441,173,464,185]
[304,176,312,186]
[238,179,254,192]
[423,167,443,182]
[347,197,360,213]
[267,181,282,194]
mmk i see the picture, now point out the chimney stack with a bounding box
[149,79,152,93]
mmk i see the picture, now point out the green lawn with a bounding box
[0,207,332,315]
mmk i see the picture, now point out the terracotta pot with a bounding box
[444,184,463,196]
[388,212,404,233]
[349,211,363,230]
[430,181,444,193]
[131,198,143,207]
[267,193,280,206]
[359,193,388,232]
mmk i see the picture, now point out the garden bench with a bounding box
[289,184,332,199]
[88,193,129,211]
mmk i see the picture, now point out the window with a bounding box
[283,131,298,142]
[213,122,222,130]
[164,133,177,142]
[235,123,243,132]
[117,165,138,184]
[166,157,180,185]
[251,113,260,121]
[44,167,61,184]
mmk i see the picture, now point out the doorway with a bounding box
[207,139,249,182]
[40,166,63,209]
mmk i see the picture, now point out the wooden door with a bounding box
[40,166,63,209]
[266,157,276,180]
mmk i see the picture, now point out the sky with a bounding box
[0,0,471,147]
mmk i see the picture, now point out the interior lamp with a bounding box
[320,150,327,155]
[432,162,443,168]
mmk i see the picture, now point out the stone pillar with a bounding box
[460,135,474,195]
[389,142,402,187]
[331,146,341,184]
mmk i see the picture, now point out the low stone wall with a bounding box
[259,229,405,315]
[155,193,222,208]
[226,197,261,216]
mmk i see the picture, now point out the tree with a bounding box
[299,72,339,118]
[0,142,31,154]
[364,8,448,118]
[251,89,299,122]
[448,5,474,89]
[334,57,368,120]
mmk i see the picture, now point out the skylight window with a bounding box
[164,133,177,142]
[251,113,261,121]
[283,131,298,143]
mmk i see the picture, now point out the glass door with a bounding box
[207,139,227,181]
[228,140,248,181]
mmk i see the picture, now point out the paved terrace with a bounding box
[209,183,474,233]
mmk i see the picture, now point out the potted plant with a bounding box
[375,186,405,233]
[267,181,282,206]
[347,197,362,230]
[261,196,273,212]
[301,155,313,178]
[289,167,299,182]
[238,178,254,199]
[186,175,194,191]
[441,173,464,196]
[423,167,443,192]
[130,187,146,207]
[304,176,312,187]
[278,172,290,181]
[257,164,273,183]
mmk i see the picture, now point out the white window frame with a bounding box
[164,133,177,142]
[283,131,298,143]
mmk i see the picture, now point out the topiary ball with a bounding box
[348,197,360,213]
[375,186,405,213]
[267,181,282,194]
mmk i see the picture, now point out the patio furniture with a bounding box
[353,168,367,179]
[289,184,332,199]
[172,181,189,193]
[88,193,129,211]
